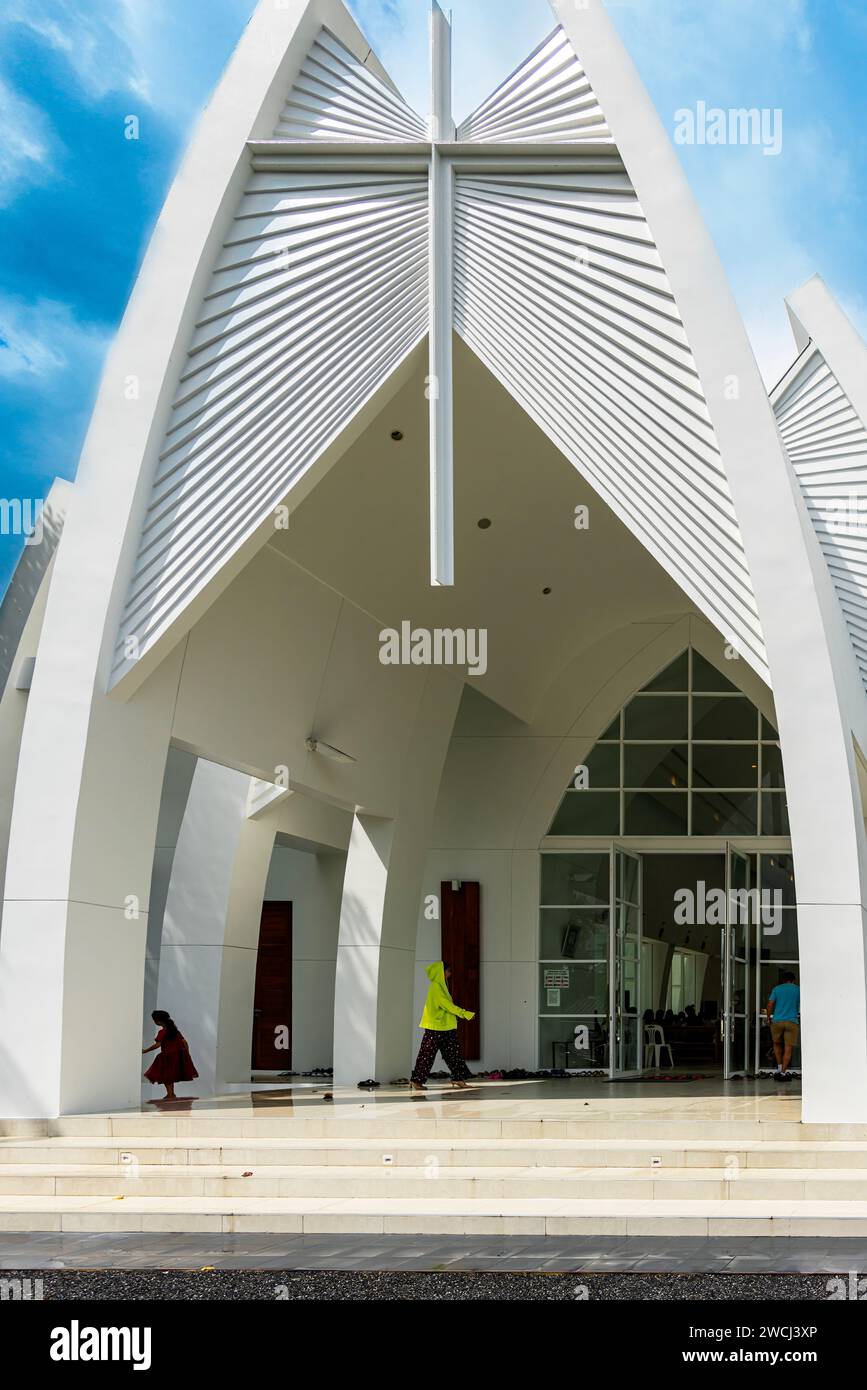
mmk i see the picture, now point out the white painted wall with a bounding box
[414,848,534,1074]
[263,844,346,1071]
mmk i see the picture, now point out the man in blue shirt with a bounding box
[767,972,801,1082]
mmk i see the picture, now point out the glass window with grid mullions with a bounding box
[547,648,788,836]
[539,853,611,1068]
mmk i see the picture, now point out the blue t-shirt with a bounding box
[769,983,800,1022]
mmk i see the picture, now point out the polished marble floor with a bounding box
[108,1073,803,1124]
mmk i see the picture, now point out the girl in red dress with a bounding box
[142,1010,198,1100]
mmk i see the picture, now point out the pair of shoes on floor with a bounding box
[357,1078,380,1089]
[409,1080,427,1091]
[773,1070,793,1082]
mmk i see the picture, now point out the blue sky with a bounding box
[1,0,865,593]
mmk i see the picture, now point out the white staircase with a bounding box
[3,1094,867,1236]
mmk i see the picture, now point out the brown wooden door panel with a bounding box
[251,901,292,1070]
[441,881,480,1059]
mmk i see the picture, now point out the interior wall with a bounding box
[642,853,724,1017]
[642,938,670,1016]
[414,848,529,1074]
[263,844,346,1071]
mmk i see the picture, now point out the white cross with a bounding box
[428,2,455,587]
[254,3,591,587]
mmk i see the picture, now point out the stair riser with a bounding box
[0,1148,222,1167]
[1,1120,852,1142]
[3,1212,867,1237]
[5,1174,867,1200]
[4,1145,867,1169]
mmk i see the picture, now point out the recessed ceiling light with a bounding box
[477,517,492,529]
[391,430,404,442]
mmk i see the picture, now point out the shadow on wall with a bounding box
[0,1035,44,1122]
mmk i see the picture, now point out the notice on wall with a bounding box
[546,988,561,1008]
[544,967,570,988]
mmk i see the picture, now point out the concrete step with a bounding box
[4,1163,867,1201]
[0,1115,834,1143]
[5,1135,867,1169]
[2,1194,867,1236]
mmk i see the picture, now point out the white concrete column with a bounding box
[333,815,394,1084]
[0,647,181,1118]
[154,759,262,1098]
[333,672,462,1086]
[0,482,71,936]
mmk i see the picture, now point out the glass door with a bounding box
[753,852,800,1073]
[724,847,753,1077]
[609,846,643,1077]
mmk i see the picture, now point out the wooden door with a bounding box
[251,901,292,1069]
[441,881,480,1059]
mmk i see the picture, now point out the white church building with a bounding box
[3,0,867,1127]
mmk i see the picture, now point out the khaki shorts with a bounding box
[771,1020,799,1047]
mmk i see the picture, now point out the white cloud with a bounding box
[2,0,244,118]
[609,0,813,85]
[0,296,107,384]
[0,77,55,207]
[4,0,155,104]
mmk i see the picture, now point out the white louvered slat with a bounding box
[275,27,427,142]
[453,167,766,676]
[456,27,612,145]
[112,167,428,680]
[774,347,867,690]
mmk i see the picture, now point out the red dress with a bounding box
[144,1028,199,1084]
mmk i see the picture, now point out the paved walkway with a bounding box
[0,1231,859,1272]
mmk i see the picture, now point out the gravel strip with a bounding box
[1,1269,844,1300]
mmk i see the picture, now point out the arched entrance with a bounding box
[539,647,799,1080]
